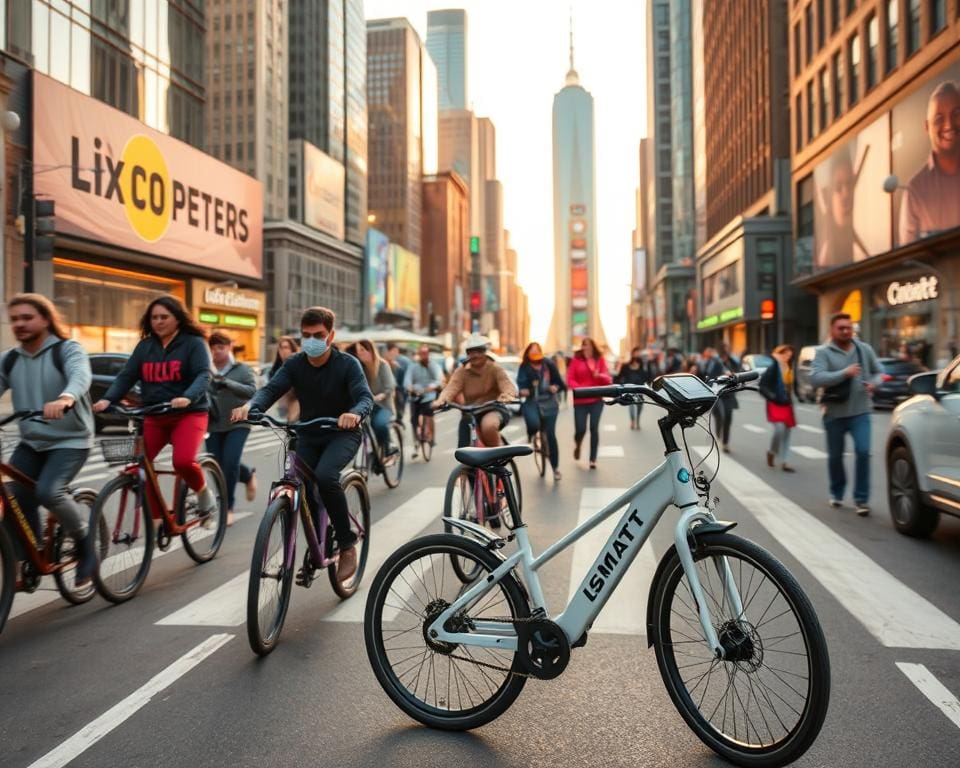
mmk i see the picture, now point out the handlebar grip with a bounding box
[574,386,621,399]
[734,370,760,384]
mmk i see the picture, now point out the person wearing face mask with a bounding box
[231,306,373,582]
[517,342,565,480]
[567,336,612,469]
[615,347,651,430]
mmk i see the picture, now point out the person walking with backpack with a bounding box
[0,294,96,584]
[809,313,883,516]
[760,345,798,473]
[206,332,257,526]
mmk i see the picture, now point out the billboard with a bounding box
[389,245,420,319]
[483,276,499,313]
[303,141,345,240]
[891,61,960,247]
[365,228,389,318]
[32,73,263,278]
[812,114,890,270]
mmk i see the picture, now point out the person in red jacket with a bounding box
[566,337,612,469]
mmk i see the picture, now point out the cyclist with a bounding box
[348,339,398,457]
[93,295,217,519]
[517,341,565,481]
[0,294,96,584]
[406,345,443,458]
[231,306,373,581]
[433,333,517,449]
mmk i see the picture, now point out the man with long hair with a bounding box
[0,293,96,583]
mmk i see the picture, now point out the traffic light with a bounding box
[34,198,55,261]
[760,299,776,320]
[470,291,481,313]
[470,236,480,255]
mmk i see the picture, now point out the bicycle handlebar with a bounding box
[433,399,520,414]
[0,409,44,427]
[242,410,357,431]
[575,370,760,412]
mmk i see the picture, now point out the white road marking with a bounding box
[741,423,766,434]
[693,446,960,650]
[597,445,625,458]
[602,424,617,432]
[502,424,521,436]
[790,445,828,460]
[156,572,249,627]
[796,424,823,434]
[896,663,960,729]
[26,633,234,768]
[566,488,656,635]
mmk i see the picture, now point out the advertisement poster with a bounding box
[302,141,346,240]
[390,245,421,320]
[365,228,389,317]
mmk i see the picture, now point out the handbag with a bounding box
[818,344,863,404]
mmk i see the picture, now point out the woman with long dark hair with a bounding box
[517,341,565,481]
[347,339,397,455]
[566,336,612,469]
[93,295,217,517]
[270,335,300,422]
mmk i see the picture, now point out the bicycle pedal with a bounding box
[295,566,315,587]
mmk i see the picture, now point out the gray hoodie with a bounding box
[809,338,882,419]
[0,335,94,450]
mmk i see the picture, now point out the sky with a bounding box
[364,0,647,353]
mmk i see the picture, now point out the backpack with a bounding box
[2,339,67,380]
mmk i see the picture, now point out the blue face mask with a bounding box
[302,337,328,358]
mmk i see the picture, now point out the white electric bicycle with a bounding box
[364,372,830,768]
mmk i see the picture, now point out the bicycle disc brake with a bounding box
[517,618,570,680]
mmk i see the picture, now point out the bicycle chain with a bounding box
[439,614,543,679]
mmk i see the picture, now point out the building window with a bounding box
[817,0,826,48]
[930,0,946,34]
[819,68,830,130]
[848,33,860,105]
[805,4,814,63]
[846,0,856,13]
[832,51,844,117]
[793,22,802,77]
[885,0,898,72]
[906,0,921,55]
[795,93,804,151]
[866,15,878,90]
[806,79,815,139]
[831,0,841,32]
[796,176,815,276]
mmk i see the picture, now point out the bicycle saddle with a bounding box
[454,445,533,468]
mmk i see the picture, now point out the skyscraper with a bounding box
[546,26,607,353]
[426,9,468,111]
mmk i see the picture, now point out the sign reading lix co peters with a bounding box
[32,73,264,279]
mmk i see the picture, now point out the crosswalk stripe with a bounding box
[155,573,248,627]
[597,445,624,458]
[742,424,766,434]
[797,424,823,434]
[896,663,960,730]
[566,488,656,635]
[602,424,617,432]
[692,446,960,650]
[790,445,828,459]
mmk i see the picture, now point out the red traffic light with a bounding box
[470,291,481,312]
[760,299,775,320]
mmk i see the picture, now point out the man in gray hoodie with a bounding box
[809,312,882,516]
[0,294,95,582]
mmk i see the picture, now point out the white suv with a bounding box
[885,355,960,537]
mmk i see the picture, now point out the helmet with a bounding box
[463,333,491,353]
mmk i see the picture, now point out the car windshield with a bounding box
[748,355,773,368]
[879,360,925,376]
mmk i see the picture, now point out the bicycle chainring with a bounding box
[156,522,171,551]
[517,618,571,680]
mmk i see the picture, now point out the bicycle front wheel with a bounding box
[382,423,404,488]
[364,533,530,730]
[419,420,433,462]
[53,489,107,605]
[92,474,155,604]
[327,474,371,598]
[247,497,295,655]
[180,457,228,564]
[532,433,546,477]
[650,532,830,768]
[0,523,15,633]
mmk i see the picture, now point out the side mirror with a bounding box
[908,371,938,397]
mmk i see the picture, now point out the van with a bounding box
[795,345,819,402]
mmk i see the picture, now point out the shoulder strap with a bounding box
[2,339,66,378]
[2,349,19,378]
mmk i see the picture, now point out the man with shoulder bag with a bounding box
[809,313,882,516]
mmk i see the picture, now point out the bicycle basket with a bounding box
[100,436,139,465]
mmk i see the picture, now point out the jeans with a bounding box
[713,400,734,446]
[371,404,393,453]
[573,402,604,462]
[298,429,362,548]
[7,444,90,539]
[628,401,642,424]
[823,412,871,504]
[521,401,559,470]
[769,423,792,465]
[206,428,251,511]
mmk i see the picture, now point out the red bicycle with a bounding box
[0,411,103,635]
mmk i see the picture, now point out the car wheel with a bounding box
[888,446,939,537]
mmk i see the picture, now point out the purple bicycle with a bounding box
[243,411,371,656]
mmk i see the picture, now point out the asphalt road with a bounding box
[1,395,958,768]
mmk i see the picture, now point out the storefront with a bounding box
[191,280,267,361]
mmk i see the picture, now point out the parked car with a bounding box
[795,345,819,403]
[741,353,773,376]
[872,357,927,409]
[89,353,139,433]
[885,355,960,537]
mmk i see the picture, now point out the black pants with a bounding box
[205,428,252,511]
[573,402,604,462]
[713,401,735,446]
[457,406,510,448]
[297,429,362,547]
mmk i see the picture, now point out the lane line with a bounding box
[566,488,656,635]
[693,446,960,650]
[26,633,234,768]
[895,663,960,729]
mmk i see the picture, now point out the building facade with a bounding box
[426,8,468,111]
[421,170,470,338]
[790,0,960,367]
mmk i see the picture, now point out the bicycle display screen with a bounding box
[656,374,718,407]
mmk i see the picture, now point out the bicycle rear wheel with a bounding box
[650,532,830,768]
[327,474,371,598]
[382,423,404,488]
[442,466,483,583]
[419,420,433,463]
[53,489,108,605]
[180,457,228,564]
[247,497,295,655]
[365,533,530,730]
[532,433,546,477]
[92,474,155,604]
[0,524,15,633]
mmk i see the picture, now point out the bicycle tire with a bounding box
[364,533,530,730]
[532,433,546,477]
[92,474,155,604]
[442,465,483,583]
[382,423,404,488]
[327,474,371,598]
[0,523,15,634]
[180,457,228,564]
[247,496,295,655]
[505,459,522,518]
[650,532,830,768]
[419,421,433,463]
[53,489,107,606]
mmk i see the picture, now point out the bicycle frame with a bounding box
[0,464,72,580]
[429,450,742,659]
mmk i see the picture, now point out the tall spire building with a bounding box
[546,20,608,353]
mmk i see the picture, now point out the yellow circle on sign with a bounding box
[120,134,172,243]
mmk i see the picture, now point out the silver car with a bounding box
[885,355,960,537]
